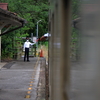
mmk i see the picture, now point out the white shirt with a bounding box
[24,41,35,49]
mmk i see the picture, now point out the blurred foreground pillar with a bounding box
[49,0,71,100]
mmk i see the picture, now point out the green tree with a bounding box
[0,0,49,59]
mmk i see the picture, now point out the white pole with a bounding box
[36,20,41,49]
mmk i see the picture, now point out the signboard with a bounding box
[32,37,37,43]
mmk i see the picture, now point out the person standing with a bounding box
[24,40,35,62]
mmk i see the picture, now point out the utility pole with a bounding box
[36,20,42,49]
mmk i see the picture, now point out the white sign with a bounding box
[32,37,37,43]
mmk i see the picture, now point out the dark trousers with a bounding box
[24,48,29,61]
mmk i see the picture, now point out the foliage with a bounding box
[0,0,49,59]
[72,0,81,19]
[40,41,48,47]
[1,0,49,36]
[1,0,80,60]
[71,0,81,60]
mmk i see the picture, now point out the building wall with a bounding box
[0,3,8,10]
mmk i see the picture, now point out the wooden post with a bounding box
[34,46,36,57]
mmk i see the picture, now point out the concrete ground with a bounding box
[0,62,7,69]
[0,57,46,100]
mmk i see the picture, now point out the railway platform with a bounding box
[0,57,46,100]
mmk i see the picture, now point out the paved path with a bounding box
[0,62,7,69]
[0,57,45,100]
